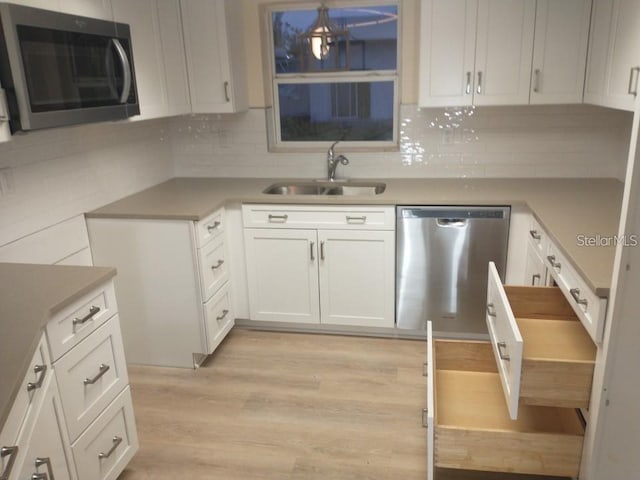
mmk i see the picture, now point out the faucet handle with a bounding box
[328,140,340,159]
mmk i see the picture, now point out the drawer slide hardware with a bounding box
[0,446,18,480]
[570,288,589,308]
[486,303,497,317]
[33,457,54,480]
[98,436,122,459]
[216,309,229,322]
[529,229,541,240]
[421,408,428,428]
[84,364,110,385]
[547,255,561,270]
[73,305,101,326]
[211,260,225,270]
[27,364,47,392]
[497,341,510,361]
[206,221,221,232]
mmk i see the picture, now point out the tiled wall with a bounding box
[171,104,632,180]
[0,119,173,247]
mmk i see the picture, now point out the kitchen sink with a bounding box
[263,181,386,196]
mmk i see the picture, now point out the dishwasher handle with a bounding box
[436,218,467,227]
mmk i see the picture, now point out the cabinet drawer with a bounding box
[195,208,225,248]
[426,322,585,478]
[242,204,395,230]
[72,387,138,480]
[46,281,118,361]
[486,262,596,419]
[198,235,229,301]
[55,316,129,441]
[203,285,234,354]
[546,242,607,343]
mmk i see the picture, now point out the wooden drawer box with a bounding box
[426,323,585,479]
[486,262,596,419]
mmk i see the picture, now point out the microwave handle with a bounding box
[111,39,132,104]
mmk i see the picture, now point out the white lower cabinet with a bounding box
[242,205,395,328]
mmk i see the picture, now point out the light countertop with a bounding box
[0,263,116,431]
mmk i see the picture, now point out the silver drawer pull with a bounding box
[84,364,110,385]
[421,408,428,428]
[1,446,19,480]
[497,341,510,361]
[465,71,472,94]
[532,273,541,286]
[268,214,288,223]
[310,241,315,261]
[570,288,588,307]
[422,362,428,377]
[216,309,229,322]
[546,255,561,270]
[486,303,497,317]
[529,229,541,240]
[27,365,47,392]
[98,436,122,459]
[211,259,225,270]
[73,305,101,326]
[206,221,221,232]
[346,215,367,224]
[34,457,54,480]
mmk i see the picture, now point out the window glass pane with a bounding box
[272,5,398,73]
[278,81,394,141]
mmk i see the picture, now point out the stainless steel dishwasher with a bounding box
[396,206,510,336]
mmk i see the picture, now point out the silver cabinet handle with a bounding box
[486,303,496,317]
[465,71,472,94]
[421,408,428,428]
[532,273,541,286]
[111,39,132,104]
[206,221,221,232]
[346,215,367,224]
[422,361,428,377]
[268,214,288,223]
[476,71,483,94]
[98,436,122,459]
[310,241,315,261]
[529,229,541,240]
[216,309,229,322]
[628,67,640,96]
[84,364,110,385]
[0,446,18,480]
[211,260,225,270]
[73,305,101,326]
[34,458,54,480]
[570,288,588,307]
[497,341,510,361]
[320,241,325,260]
[27,364,47,392]
[223,81,230,102]
[533,68,541,93]
[547,255,561,270]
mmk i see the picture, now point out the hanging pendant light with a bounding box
[300,4,350,71]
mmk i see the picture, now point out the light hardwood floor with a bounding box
[119,329,428,480]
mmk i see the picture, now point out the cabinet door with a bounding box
[180,0,247,113]
[58,0,112,19]
[418,0,477,107]
[530,0,591,104]
[244,229,320,323]
[474,0,536,105]
[112,0,169,120]
[318,230,395,328]
[584,0,615,106]
[523,243,547,287]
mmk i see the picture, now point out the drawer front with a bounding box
[528,215,548,258]
[195,208,225,248]
[546,244,607,343]
[72,387,138,480]
[486,262,523,420]
[425,321,434,480]
[55,316,128,441]
[0,336,50,475]
[242,204,395,230]
[198,236,229,301]
[203,286,234,354]
[47,281,118,361]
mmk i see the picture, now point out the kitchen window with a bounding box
[268,2,399,148]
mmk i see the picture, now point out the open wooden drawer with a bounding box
[486,262,596,420]
[425,322,585,479]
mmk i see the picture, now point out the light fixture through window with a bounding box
[300,4,350,71]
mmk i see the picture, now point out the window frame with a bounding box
[265,0,401,150]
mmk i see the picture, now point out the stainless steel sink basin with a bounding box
[263,181,386,196]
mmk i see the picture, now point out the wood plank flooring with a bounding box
[119,329,428,480]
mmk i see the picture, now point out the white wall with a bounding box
[0,119,174,248]
[171,104,632,180]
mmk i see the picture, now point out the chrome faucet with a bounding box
[327,140,349,181]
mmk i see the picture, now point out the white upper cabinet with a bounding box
[419,0,536,107]
[530,0,592,104]
[180,0,248,113]
[58,0,112,19]
[585,0,640,111]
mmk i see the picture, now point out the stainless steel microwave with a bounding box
[0,3,139,133]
